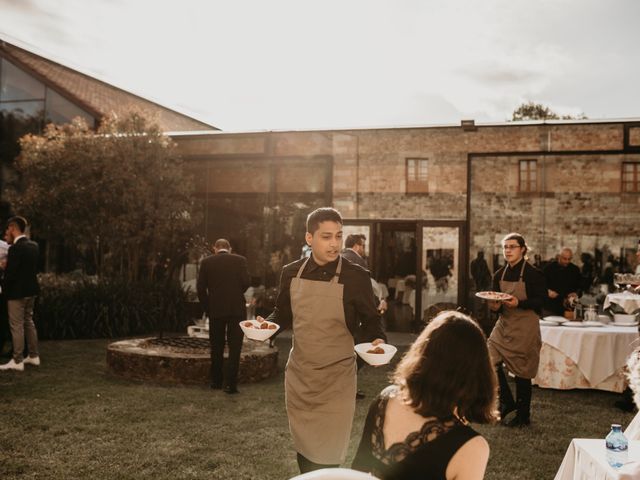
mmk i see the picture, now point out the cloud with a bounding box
[457,63,543,86]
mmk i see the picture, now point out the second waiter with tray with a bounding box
[485,233,546,428]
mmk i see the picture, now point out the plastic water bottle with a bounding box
[605,424,628,469]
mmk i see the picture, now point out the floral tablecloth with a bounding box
[534,324,639,393]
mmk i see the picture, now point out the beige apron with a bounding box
[285,256,357,465]
[488,261,542,379]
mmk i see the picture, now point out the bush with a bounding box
[35,274,191,340]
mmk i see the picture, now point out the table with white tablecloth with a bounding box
[604,292,640,314]
[534,324,639,392]
[555,439,640,480]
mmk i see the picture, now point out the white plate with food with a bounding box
[613,313,638,324]
[582,321,604,327]
[354,343,397,366]
[239,319,280,341]
[539,319,560,326]
[563,321,587,328]
[613,321,639,327]
[475,291,512,302]
[543,316,569,324]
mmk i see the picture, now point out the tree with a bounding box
[8,111,200,281]
[511,101,587,121]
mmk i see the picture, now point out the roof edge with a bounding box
[0,33,219,131]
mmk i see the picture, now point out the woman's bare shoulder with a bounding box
[445,434,489,480]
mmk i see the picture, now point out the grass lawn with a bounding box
[0,336,636,479]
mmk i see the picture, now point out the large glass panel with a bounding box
[45,89,94,126]
[422,226,459,310]
[0,100,45,118]
[0,59,45,101]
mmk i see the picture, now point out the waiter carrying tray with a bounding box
[259,207,386,473]
[486,233,546,428]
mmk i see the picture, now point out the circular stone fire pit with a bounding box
[107,336,278,385]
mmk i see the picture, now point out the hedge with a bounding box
[34,274,191,340]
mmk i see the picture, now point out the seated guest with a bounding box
[352,310,497,480]
[543,248,581,316]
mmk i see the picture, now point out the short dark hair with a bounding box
[393,310,498,424]
[7,216,28,233]
[345,234,365,249]
[214,238,230,250]
[502,232,528,254]
[306,207,342,235]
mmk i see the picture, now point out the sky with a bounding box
[1,0,639,131]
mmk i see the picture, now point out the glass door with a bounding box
[417,222,467,325]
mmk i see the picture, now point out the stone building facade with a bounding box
[172,121,640,322]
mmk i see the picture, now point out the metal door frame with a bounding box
[344,218,468,328]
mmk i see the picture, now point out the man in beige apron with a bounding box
[487,233,545,428]
[262,207,386,473]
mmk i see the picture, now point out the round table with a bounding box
[534,323,639,392]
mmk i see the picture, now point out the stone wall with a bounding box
[470,153,640,272]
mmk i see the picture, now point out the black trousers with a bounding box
[296,452,339,474]
[209,315,244,388]
[497,365,532,421]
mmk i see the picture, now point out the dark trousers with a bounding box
[209,315,244,388]
[0,295,10,356]
[497,366,532,421]
[296,452,339,474]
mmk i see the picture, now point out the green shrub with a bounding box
[35,274,191,340]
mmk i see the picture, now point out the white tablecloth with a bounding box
[534,325,639,392]
[605,292,640,314]
[625,412,640,440]
[555,439,640,480]
[408,289,429,314]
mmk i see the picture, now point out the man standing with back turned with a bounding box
[0,216,40,372]
[260,207,386,473]
[197,238,250,394]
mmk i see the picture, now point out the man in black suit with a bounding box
[341,234,368,270]
[0,216,40,372]
[197,238,250,394]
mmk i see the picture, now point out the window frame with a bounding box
[621,161,640,193]
[406,157,429,194]
[518,159,538,193]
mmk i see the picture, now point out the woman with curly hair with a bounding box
[352,310,498,480]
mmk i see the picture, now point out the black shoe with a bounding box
[614,400,637,413]
[499,403,517,423]
[210,383,223,390]
[356,390,366,400]
[224,386,239,394]
[505,416,530,428]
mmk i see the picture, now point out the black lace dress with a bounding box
[352,386,481,480]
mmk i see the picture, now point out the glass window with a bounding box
[519,159,537,192]
[0,100,45,118]
[45,89,94,126]
[406,158,429,193]
[0,59,45,101]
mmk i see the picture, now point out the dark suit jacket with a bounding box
[3,237,40,300]
[341,248,369,271]
[197,251,251,319]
